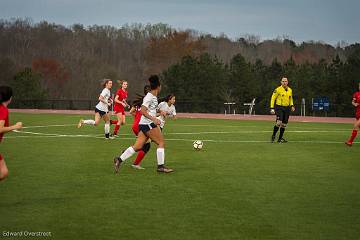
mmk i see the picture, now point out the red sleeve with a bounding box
[0,107,8,121]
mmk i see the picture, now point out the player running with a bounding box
[157,94,177,131]
[128,85,151,170]
[77,79,114,139]
[110,80,130,136]
[113,75,173,173]
[0,86,23,181]
[345,82,360,146]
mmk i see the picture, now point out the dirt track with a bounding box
[10,109,355,124]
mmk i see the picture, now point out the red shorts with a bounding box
[0,154,3,161]
[114,105,125,115]
[356,112,360,120]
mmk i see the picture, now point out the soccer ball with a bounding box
[193,140,204,150]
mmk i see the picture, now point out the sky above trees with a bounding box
[0,0,359,46]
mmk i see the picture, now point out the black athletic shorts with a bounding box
[275,105,290,124]
[138,123,157,134]
[95,107,108,117]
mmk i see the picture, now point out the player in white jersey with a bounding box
[77,79,114,139]
[113,75,173,173]
[157,94,177,130]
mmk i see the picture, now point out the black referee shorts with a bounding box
[275,105,290,124]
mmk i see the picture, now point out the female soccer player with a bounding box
[345,82,360,146]
[128,85,151,170]
[0,86,23,181]
[78,79,114,139]
[113,75,173,173]
[157,94,177,130]
[130,92,177,169]
[111,80,129,136]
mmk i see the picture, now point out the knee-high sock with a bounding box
[133,150,145,165]
[279,127,285,139]
[348,130,358,143]
[114,124,120,135]
[272,125,279,137]
[157,148,165,166]
[104,123,110,134]
[110,120,118,125]
[120,147,136,162]
[83,120,95,125]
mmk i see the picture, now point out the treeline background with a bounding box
[1,18,359,116]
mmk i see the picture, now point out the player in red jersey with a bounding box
[129,85,151,169]
[345,82,360,146]
[0,86,23,181]
[111,80,130,136]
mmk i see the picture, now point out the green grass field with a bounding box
[1,113,359,240]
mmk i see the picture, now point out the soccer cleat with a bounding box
[271,135,276,143]
[278,138,288,143]
[77,119,83,128]
[157,166,174,173]
[345,141,353,147]
[113,157,122,173]
[131,164,145,170]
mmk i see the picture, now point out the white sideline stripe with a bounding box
[7,130,357,144]
[22,123,352,132]
[22,124,76,129]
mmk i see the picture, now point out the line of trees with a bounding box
[161,50,360,116]
[0,18,359,116]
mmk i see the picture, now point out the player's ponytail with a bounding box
[132,85,151,108]
[0,86,13,103]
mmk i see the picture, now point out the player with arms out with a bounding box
[345,82,360,147]
[113,75,173,173]
[270,77,295,143]
[110,80,130,136]
[78,79,114,139]
[0,86,23,181]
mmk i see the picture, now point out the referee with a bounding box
[270,77,295,143]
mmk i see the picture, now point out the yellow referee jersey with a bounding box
[270,86,294,108]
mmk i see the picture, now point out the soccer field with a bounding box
[1,113,359,240]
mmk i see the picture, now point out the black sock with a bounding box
[272,126,279,137]
[105,133,109,138]
[279,128,285,139]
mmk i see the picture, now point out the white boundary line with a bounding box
[7,127,357,144]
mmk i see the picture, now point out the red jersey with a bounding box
[353,91,360,118]
[132,106,142,135]
[114,88,128,112]
[0,104,9,142]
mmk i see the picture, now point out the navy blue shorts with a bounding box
[138,123,157,134]
[275,105,290,124]
[95,108,108,117]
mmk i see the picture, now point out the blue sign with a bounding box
[312,97,330,111]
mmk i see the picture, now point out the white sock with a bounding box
[120,147,135,162]
[104,123,110,134]
[83,119,95,125]
[157,148,165,166]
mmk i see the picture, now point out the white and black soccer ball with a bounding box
[193,140,204,150]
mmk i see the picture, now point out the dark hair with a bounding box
[132,85,151,108]
[158,94,175,103]
[0,86,13,103]
[148,75,160,90]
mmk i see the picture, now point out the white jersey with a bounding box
[139,92,158,125]
[157,101,176,128]
[95,88,111,112]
